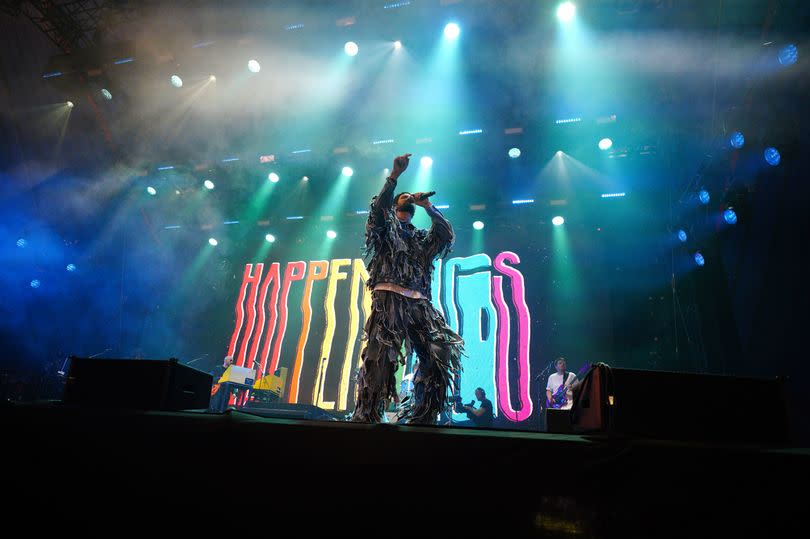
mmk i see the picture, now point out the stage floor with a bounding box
[4,401,808,534]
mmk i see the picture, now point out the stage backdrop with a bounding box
[218,215,616,425]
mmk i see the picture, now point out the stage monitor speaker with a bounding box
[571,364,790,444]
[545,408,573,434]
[63,356,212,411]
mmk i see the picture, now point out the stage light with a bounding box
[552,216,565,226]
[344,41,359,57]
[764,147,781,166]
[248,60,261,73]
[699,189,710,205]
[342,167,354,177]
[598,138,613,150]
[677,230,688,242]
[16,238,26,248]
[420,156,433,167]
[723,207,738,225]
[268,172,280,183]
[730,131,744,149]
[209,75,216,82]
[66,264,76,272]
[508,147,521,159]
[208,238,218,246]
[66,101,74,108]
[204,180,215,190]
[473,221,484,230]
[778,44,797,66]
[302,176,309,182]
[444,23,460,40]
[170,75,183,87]
[30,279,41,289]
[557,2,576,22]
[265,234,276,243]
[694,251,705,266]
[326,230,338,239]
[101,89,112,100]
[147,186,157,196]
[512,199,534,205]
[394,41,402,50]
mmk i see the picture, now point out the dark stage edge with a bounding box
[4,401,808,535]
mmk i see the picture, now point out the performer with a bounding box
[546,357,579,410]
[352,153,464,424]
[455,387,494,428]
[209,355,233,413]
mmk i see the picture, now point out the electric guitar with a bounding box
[547,363,591,409]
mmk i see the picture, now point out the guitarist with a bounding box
[546,357,579,410]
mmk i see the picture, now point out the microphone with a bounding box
[410,191,436,201]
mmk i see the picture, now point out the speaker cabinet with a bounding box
[63,356,212,410]
[571,364,790,443]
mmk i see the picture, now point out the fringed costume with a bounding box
[352,175,464,424]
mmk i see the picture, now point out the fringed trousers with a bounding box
[352,290,463,424]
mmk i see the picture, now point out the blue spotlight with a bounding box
[764,147,781,166]
[420,156,433,167]
[30,279,41,289]
[552,216,565,226]
[694,252,705,267]
[677,230,688,243]
[698,189,710,205]
[444,23,460,40]
[344,42,359,57]
[473,221,484,230]
[598,138,613,150]
[326,230,337,239]
[729,131,745,149]
[723,207,738,225]
[248,60,261,73]
[147,186,157,196]
[778,44,797,66]
[208,238,218,246]
[342,167,354,177]
[66,264,77,272]
[508,147,521,159]
[16,238,27,248]
[170,75,183,88]
[557,2,576,22]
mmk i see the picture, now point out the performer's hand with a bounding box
[410,192,432,208]
[391,153,412,178]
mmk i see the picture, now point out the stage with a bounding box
[4,401,807,534]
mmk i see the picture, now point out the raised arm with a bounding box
[370,154,411,226]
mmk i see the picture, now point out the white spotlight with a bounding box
[344,41,359,57]
[248,60,261,73]
[208,238,218,246]
[394,41,402,50]
[170,75,183,87]
[204,180,215,190]
[268,172,280,183]
[342,167,354,177]
[598,138,613,150]
[420,156,433,167]
[444,23,460,40]
[66,101,74,108]
[557,2,576,22]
